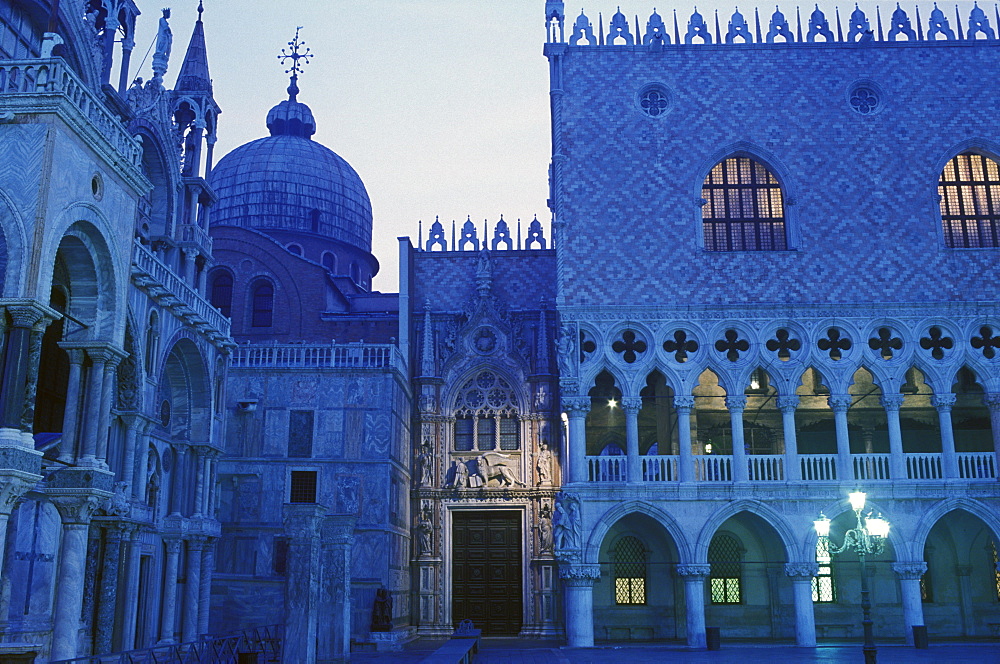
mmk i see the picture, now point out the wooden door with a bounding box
[452,510,522,635]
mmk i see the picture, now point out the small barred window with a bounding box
[702,157,786,251]
[613,536,647,605]
[939,153,1000,248]
[812,536,836,603]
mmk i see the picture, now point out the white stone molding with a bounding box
[892,562,928,580]
[776,395,800,412]
[558,564,601,585]
[784,562,818,578]
[676,564,712,578]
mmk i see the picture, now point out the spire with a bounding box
[279,27,313,102]
[175,1,212,92]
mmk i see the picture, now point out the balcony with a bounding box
[230,342,405,374]
[131,240,231,343]
[584,451,998,483]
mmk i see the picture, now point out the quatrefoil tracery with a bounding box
[817,327,852,361]
[765,328,801,361]
[715,329,750,362]
[920,326,953,361]
[612,330,647,364]
[663,330,698,363]
[868,327,903,361]
[971,325,1000,360]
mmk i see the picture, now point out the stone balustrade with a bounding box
[230,342,405,372]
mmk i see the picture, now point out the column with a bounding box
[182,537,205,642]
[318,515,356,663]
[726,396,748,482]
[283,504,327,664]
[169,445,187,516]
[120,527,143,652]
[880,394,907,479]
[117,34,134,93]
[120,415,140,489]
[96,353,123,465]
[56,348,86,463]
[192,448,206,517]
[784,563,818,646]
[49,495,101,661]
[95,523,127,654]
[79,349,110,463]
[675,396,695,482]
[559,564,600,648]
[198,539,215,636]
[134,420,153,501]
[0,476,41,580]
[622,397,641,483]
[777,396,801,481]
[932,394,959,478]
[562,397,590,484]
[956,564,975,635]
[893,562,927,645]
[158,539,181,644]
[982,393,1000,473]
[828,395,853,481]
[0,306,43,434]
[677,564,711,648]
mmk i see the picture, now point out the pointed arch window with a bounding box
[210,271,233,318]
[613,536,647,605]
[939,152,1000,248]
[709,532,743,604]
[702,156,786,251]
[453,370,520,451]
[251,281,274,328]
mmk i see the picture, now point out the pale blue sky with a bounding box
[130,1,979,291]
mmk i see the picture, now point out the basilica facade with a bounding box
[1,1,1000,662]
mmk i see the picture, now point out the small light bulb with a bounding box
[608,398,618,408]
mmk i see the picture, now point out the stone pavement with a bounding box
[351,639,1000,663]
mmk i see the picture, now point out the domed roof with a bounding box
[210,94,372,252]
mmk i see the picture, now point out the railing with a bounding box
[0,59,142,166]
[641,455,678,482]
[180,223,213,253]
[132,240,231,338]
[801,454,839,481]
[587,455,627,482]
[230,343,405,372]
[906,453,943,480]
[748,454,784,481]
[694,454,732,482]
[853,454,892,481]
[957,452,997,479]
[51,624,283,663]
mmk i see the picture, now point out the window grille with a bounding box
[210,271,233,318]
[702,157,786,251]
[992,541,1000,602]
[613,536,647,604]
[452,371,520,451]
[812,536,836,603]
[940,153,1000,248]
[289,470,317,503]
[709,533,743,604]
[920,573,932,603]
[251,282,274,327]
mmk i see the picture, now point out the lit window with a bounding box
[702,157,786,251]
[812,536,836,603]
[613,536,647,605]
[709,533,742,604]
[992,541,1000,601]
[210,271,233,318]
[251,282,274,327]
[939,152,1000,248]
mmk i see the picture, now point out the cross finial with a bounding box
[278,27,313,101]
[197,1,204,19]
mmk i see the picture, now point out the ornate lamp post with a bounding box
[814,491,890,664]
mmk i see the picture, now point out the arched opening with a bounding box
[209,270,233,318]
[701,156,787,251]
[939,152,1000,248]
[846,367,887,455]
[138,134,171,241]
[321,251,336,272]
[923,509,1000,637]
[586,370,624,456]
[638,370,676,455]
[594,513,681,641]
[705,512,790,639]
[795,368,836,454]
[33,287,69,436]
[952,367,993,456]
[250,280,274,328]
[286,243,302,256]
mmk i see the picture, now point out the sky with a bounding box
[128,1,982,292]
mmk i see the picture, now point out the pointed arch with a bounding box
[585,500,693,564]
[910,498,1000,557]
[694,500,801,563]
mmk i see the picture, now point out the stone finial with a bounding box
[278,27,313,102]
[847,4,871,41]
[607,7,635,44]
[768,6,795,42]
[968,2,996,39]
[887,4,917,40]
[526,216,546,249]
[426,217,447,251]
[643,9,670,45]
[806,5,835,41]
[457,217,479,251]
[685,8,713,44]
[569,10,596,45]
[726,8,753,43]
[491,216,513,250]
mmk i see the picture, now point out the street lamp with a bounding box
[814,491,890,664]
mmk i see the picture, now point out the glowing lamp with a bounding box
[848,491,867,512]
[867,514,890,539]
[813,514,831,538]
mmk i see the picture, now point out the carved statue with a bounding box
[536,442,552,485]
[415,515,433,557]
[475,247,492,281]
[538,514,553,553]
[156,9,173,61]
[447,458,470,488]
[556,325,575,375]
[107,482,131,517]
[554,493,581,552]
[370,586,392,631]
[474,453,524,487]
[416,447,434,487]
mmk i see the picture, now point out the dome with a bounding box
[210,97,372,252]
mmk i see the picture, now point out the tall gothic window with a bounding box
[702,156,786,251]
[210,271,233,318]
[613,536,647,605]
[453,370,520,451]
[812,536,835,602]
[939,152,1000,248]
[709,532,743,604]
[251,281,274,328]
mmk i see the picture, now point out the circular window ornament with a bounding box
[638,85,671,118]
[160,399,171,427]
[849,84,880,115]
[91,173,104,200]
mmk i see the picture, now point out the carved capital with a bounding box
[561,396,591,417]
[620,396,642,414]
[892,561,927,580]
[784,562,818,578]
[776,395,800,413]
[827,394,853,413]
[983,393,1000,411]
[164,538,183,555]
[879,394,905,411]
[558,564,601,586]
[676,564,712,578]
[724,395,747,412]
[51,494,103,525]
[6,305,47,329]
[673,395,695,411]
[931,393,957,411]
[187,535,209,552]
